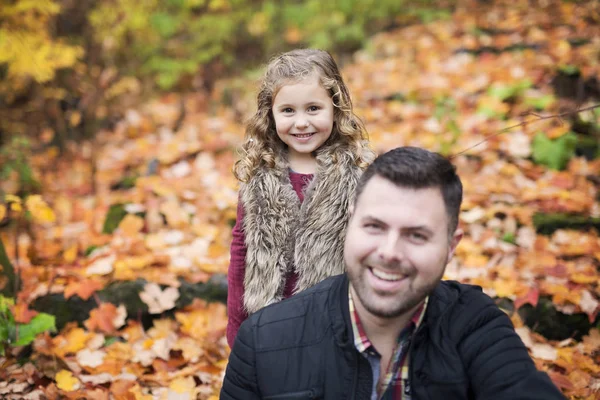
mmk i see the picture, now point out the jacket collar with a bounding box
[328,276,469,349]
[328,274,356,349]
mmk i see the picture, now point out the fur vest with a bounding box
[240,144,373,314]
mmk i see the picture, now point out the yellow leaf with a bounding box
[130,383,153,400]
[55,369,81,391]
[25,195,56,224]
[169,376,196,394]
[5,194,22,207]
[570,273,597,284]
[0,204,6,221]
[69,111,81,127]
[63,244,78,264]
[493,279,517,298]
[247,12,269,36]
[53,328,92,357]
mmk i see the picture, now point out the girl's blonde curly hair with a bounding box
[234,48,371,182]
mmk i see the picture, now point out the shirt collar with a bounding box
[349,287,428,353]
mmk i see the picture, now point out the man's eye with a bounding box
[409,232,427,242]
[364,223,381,231]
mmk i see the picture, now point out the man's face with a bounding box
[344,175,462,319]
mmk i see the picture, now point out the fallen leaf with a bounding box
[118,214,145,237]
[55,370,81,392]
[139,283,179,314]
[85,303,121,334]
[12,303,39,324]
[76,348,106,368]
[514,287,539,309]
[168,376,196,399]
[64,279,104,300]
[582,329,600,354]
[53,327,92,357]
[86,255,115,276]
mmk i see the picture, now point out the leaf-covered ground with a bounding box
[1,0,599,399]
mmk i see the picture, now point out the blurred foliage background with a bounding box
[0,0,449,151]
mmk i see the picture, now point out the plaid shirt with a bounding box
[349,291,428,400]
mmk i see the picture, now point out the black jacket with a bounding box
[221,274,565,400]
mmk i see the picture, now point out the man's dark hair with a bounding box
[354,146,463,234]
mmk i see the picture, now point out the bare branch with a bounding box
[450,103,600,159]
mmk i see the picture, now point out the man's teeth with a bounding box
[371,268,404,281]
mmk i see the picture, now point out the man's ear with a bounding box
[447,228,463,263]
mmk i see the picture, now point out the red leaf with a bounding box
[514,287,539,310]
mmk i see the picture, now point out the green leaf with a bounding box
[488,80,532,101]
[102,204,127,234]
[531,132,578,170]
[502,232,516,244]
[558,65,579,76]
[488,85,516,101]
[104,336,119,346]
[12,313,56,347]
[476,105,506,119]
[524,94,556,110]
[149,13,180,38]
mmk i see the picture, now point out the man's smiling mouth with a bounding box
[369,267,406,282]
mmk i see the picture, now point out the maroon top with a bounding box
[227,171,313,347]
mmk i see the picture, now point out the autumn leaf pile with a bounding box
[1,0,599,399]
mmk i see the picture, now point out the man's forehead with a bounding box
[354,177,447,223]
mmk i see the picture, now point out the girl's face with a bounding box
[271,74,334,162]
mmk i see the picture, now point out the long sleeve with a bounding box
[226,200,248,348]
[457,293,566,400]
[221,318,261,399]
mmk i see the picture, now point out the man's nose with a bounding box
[378,234,402,263]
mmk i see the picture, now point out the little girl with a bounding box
[227,48,374,347]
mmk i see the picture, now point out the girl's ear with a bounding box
[348,203,354,216]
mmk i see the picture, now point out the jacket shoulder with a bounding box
[432,280,509,339]
[242,276,342,352]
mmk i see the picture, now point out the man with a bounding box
[220,147,565,400]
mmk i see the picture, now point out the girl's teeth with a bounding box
[294,133,313,138]
[371,268,404,281]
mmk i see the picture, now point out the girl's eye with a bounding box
[282,108,294,113]
[308,105,320,112]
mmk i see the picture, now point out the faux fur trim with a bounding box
[240,143,374,314]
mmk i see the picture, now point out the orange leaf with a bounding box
[548,371,574,391]
[12,303,38,324]
[582,329,600,354]
[118,214,144,237]
[110,380,136,400]
[64,279,104,300]
[85,303,119,334]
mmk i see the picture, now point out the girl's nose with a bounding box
[295,118,309,129]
